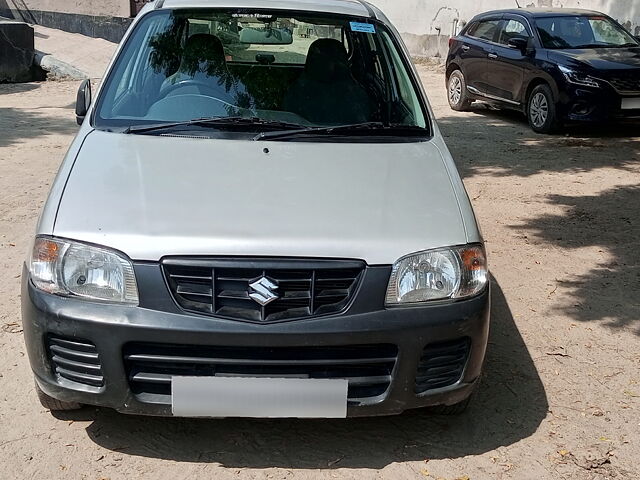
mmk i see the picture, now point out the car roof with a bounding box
[155,0,373,18]
[474,8,606,20]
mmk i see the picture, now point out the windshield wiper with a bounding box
[253,122,428,141]
[123,117,303,135]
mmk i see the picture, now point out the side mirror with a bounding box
[75,79,92,126]
[507,37,529,53]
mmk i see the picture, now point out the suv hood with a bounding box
[549,47,640,71]
[53,131,468,264]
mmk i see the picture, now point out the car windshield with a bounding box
[536,15,640,49]
[94,9,428,135]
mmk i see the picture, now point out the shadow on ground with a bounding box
[438,104,640,335]
[517,184,640,335]
[54,279,547,469]
[0,105,76,148]
[438,104,640,178]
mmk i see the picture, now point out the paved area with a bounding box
[34,25,117,79]
[0,55,639,479]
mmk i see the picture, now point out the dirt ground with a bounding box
[1,69,639,480]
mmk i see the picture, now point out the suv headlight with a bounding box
[29,237,139,305]
[558,65,600,88]
[385,245,487,306]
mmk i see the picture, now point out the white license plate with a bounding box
[621,98,640,110]
[171,376,348,418]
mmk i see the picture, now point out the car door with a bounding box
[485,15,533,105]
[460,18,503,95]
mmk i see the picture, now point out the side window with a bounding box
[464,22,479,36]
[499,19,531,45]
[469,20,502,42]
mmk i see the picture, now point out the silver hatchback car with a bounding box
[23,0,490,418]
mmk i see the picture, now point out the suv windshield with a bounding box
[94,9,428,136]
[536,15,640,49]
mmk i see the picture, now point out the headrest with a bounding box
[180,33,226,74]
[305,38,351,83]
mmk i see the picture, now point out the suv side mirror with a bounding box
[75,79,92,126]
[507,37,529,52]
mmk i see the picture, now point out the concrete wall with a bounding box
[0,0,129,18]
[1,0,639,56]
[0,0,133,42]
[370,0,640,57]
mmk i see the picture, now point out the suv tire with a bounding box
[447,70,473,111]
[35,382,82,411]
[527,84,559,134]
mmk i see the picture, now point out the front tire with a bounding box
[527,84,558,134]
[447,70,473,111]
[35,382,82,411]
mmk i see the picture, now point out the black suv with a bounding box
[446,8,640,133]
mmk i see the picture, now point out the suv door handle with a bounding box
[461,45,470,51]
[488,53,498,59]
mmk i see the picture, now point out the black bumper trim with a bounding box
[23,266,490,417]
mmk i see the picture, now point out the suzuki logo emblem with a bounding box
[248,276,279,306]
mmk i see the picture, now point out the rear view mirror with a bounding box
[75,79,92,126]
[507,37,528,51]
[239,27,293,45]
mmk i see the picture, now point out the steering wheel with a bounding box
[161,79,234,103]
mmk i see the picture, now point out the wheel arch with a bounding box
[524,76,559,106]
[446,62,462,81]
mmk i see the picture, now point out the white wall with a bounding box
[2,0,130,17]
[371,0,640,45]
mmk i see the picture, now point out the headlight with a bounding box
[558,65,600,88]
[385,245,487,306]
[29,237,138,305]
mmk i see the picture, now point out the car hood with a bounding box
[549,47,640,71]
[53,130,469,264]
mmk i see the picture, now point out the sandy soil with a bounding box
[0,70,638,480]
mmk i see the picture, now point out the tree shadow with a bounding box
[55,278,547,469]
[0,104,77,148]
[514,185,640,335]
[438,105,640,179]
[437,103,640,336]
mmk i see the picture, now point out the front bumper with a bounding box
[557,82,640,123]
[22,265,490,418]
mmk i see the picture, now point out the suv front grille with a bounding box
[124,342,398,404]
[606,73,640,94]
[415,338,470,394]
[163,258,365,323]
[47,335,104,388]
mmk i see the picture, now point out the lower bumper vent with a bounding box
[124,342,398,405]
[415,338,470,394]
[47,335,104,388]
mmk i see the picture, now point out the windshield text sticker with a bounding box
[350,22,376,34]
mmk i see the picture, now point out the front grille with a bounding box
[163,258,365,323]
[124,342,398,404]
[46,335,104,388]
[606,73,640,93]
[415,338,470,394]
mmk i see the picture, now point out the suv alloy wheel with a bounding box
[448,70,473,111]
[527,84,559,134]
